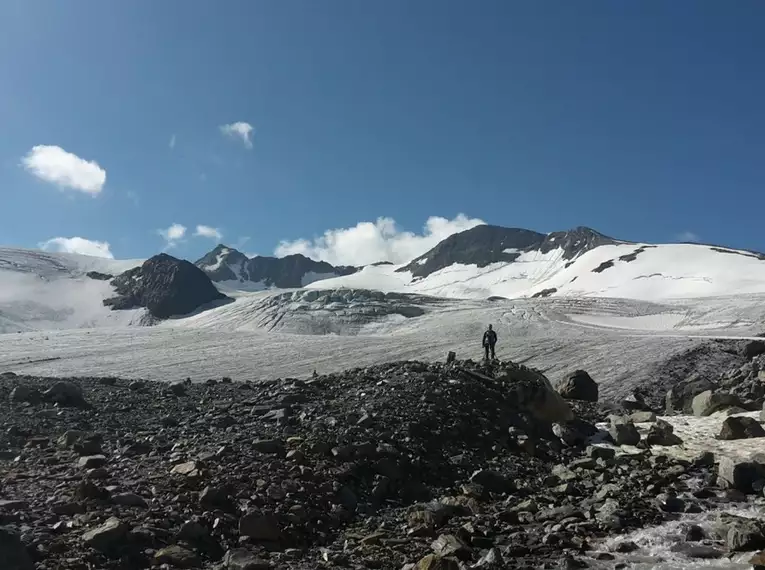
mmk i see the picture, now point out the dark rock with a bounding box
[169,381,187,396]
[9,386,40,404]
[199,486,235,512]
[719,416,765,440]
[0,526,33,570]
[104,253,230,319]
[78,455,107,469]
[621,391,651,412]
[726,518,765,551]
[609,416,640,446]
[665,374,717,414]
[670,543,722,559]
[431,534,471,560]
[43,381,86,407]
[239,512,281,541]
[413,554,460,570]
[112,493,148,508]
[86,271,113,280]
[469,469,515,494]
[684,524,706,541]
[252,439,284,454]
[744,340,765,359]
[646,419,683,446]
[557,370,598,402]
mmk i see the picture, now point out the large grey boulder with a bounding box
[691,390,743,417]
[718,457,765,493]
[665,374,717,414]
[43,381,87,407]
[81,517,130,552]
[743,340,765,359]
[719,416,765,440]
[497,367,573,423]
[556,370,598,402]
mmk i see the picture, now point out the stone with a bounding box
[743,340,765,359]
[199,485,235,511]
[609,416,640,446]
[586,446,615,461]
[665,374,716,414]
[727,518,765,551]
[750,550,765,569]
[81,517,130,552]
[557,370,598,402]
[719,457,765,493]
[719,416,765,440]
[154,545,201,568]
[0,527,33,570]
[646,419,683,446]
[252,439,284,454]
[469,469,515,494]
[496,367,573,422]
[9,386,40,404]
[169,381,187,396]
[414,554,461,570]
[223,548,272,570]
[684,524,706,541]
[178,520,209,541]
[0,499,30,510]
[670,543,722,559]
[446,351,456,364]
[239,512,281,541]
[43,381,86,407]
[77,455,107,469]
[431,534,471,560]
[621,391,651,411]
[656,494,685,513]
[112,493,148,508]
[692,390,743,416]
[630,411,657,423]
[171,461,202,477]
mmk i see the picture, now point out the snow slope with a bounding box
[0,248,144,332]
[307,242,765,301]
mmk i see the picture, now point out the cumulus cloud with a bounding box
[220,122,253,149]
[21,145,106,195]
[194,225,223,240]
[676,231,700,243]
[40,237,114,258]
[275,214,485,266]
[158,223,187,248]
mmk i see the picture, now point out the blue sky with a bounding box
[1,1,764,265]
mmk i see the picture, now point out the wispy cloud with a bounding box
[21,145,106,195]
[275,214,485,266]
[220,122,253,149]
[194,225,223,241]
[40,236,113,258]
[676,231,700,243]
[169,134,176,149]
[158,223,187,249]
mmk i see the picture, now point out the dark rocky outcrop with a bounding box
[665,373,718,414]
[104,254,229,319]
[719,416,765,440]
[85,271,113,281]
[195,245,356,288]
[744,340,765,360]
[398,225,617,279]
[557,370,599,402]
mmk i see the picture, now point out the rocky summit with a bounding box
[2,357,765,570]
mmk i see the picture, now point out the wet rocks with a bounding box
[557,370,598,402]
[719,416,765,440]
[717,457,765,493]
[726,517,765,551]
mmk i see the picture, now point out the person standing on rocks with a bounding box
[482,324,498,360]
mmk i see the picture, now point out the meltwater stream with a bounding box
[587,412,765,570]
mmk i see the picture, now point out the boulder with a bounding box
[622,391,651,412]
[692,390,743,416]
[718,457,765,493]
[719,416,765,440]
[609,416,640,446]
[43,381,87,407]
[0,527,33,570]
[104,253,230,319]
[556,370,598,402]
[665,374,717,414]
[646,419,683,446]
[414,554,461,570]
[81,517,130,552]
[222,549,272,570]
[239,512,281,541]
[630,411,657,423]
[743,340,765,359]
[469,469,515,494]
[9,386,40,404]
[154,545,201,568]
[726,518,765,551]
[497,366,573,423]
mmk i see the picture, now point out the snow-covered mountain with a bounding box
[194,244,356,290]
[307,225,765,301]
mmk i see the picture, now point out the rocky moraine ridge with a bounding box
[2,340,765,569]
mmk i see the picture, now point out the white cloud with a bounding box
[676,231,700,243]
[158,223,187,249]
[275,214,485,266]
[220,122,253,149]
[21,145,106,195]
[169,134,176,149]
[194,225,223,241]
[40,237,114,258]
